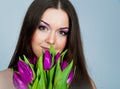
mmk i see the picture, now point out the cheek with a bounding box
[56,37,67,53]
[31,30,44,57]
[31,30,47,45]
[31,31,40,47]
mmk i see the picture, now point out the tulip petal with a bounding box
[67,69,74,84]
[13,72,28,89]
[44,50,52,70]
[55,52,60,63]
[28,57,37,65]
[60,61,68,71]
[23,55,35,80]
[33,57,37,64]
[18,60,33,84]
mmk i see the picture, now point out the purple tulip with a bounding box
[28,57,37,65]
[60,61,74,84]
[67,69,74,84]
[18,60,33,84]
[44,50,52,70]
[60,61,68,71]
[54,52,60,63]
[13,72,28,89]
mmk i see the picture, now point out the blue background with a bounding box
[0,0,120,89]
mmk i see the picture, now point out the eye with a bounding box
[38,25,48,31]
[59,30,68,36]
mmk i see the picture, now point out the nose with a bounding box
[46,31,55,45]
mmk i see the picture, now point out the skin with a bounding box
[0,69,15,89]
[0,8,69,88]
[31,8,69,58]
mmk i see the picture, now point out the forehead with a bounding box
[40,8,69,27]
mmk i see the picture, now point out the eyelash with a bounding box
[38,25,48,31]
[59,30,68,36]
[38,24,68,36]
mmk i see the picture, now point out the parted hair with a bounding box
[8,0,93,88]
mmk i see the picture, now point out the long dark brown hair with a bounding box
[8,0,94,88]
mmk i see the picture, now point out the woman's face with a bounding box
[31,8,69,58]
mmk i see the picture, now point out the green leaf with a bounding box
[67,65,76,88]
[54,59,62,85]
[48,83,52,89]
[51,54,55,67]
[48,65,56,89]
[61,49,68,61]
[50,65,56,82]
[54,60,73,89]
[50,45,56,56]
[54,80,67,89]
[36,52,47,89]
[36,67,40,78]
[28,84,32,89]
[61,60,73,81]
[31,77,39,89]
[23,55,30,65]
[11,68,14,72]
[38,75,46,89]
[23,55,34,71]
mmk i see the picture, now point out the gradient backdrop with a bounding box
[0,0,120,89]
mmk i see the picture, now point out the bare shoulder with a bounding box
[90,79,97,89]
[0,69,15,89]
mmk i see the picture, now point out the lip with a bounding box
[41,46,50,51]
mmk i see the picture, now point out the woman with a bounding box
[0,0,96,89]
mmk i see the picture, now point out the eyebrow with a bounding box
[40,20,69,30]
[60,27,69,30]
[40,20,50,26]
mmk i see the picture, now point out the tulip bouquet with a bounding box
[13,46,76,89]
